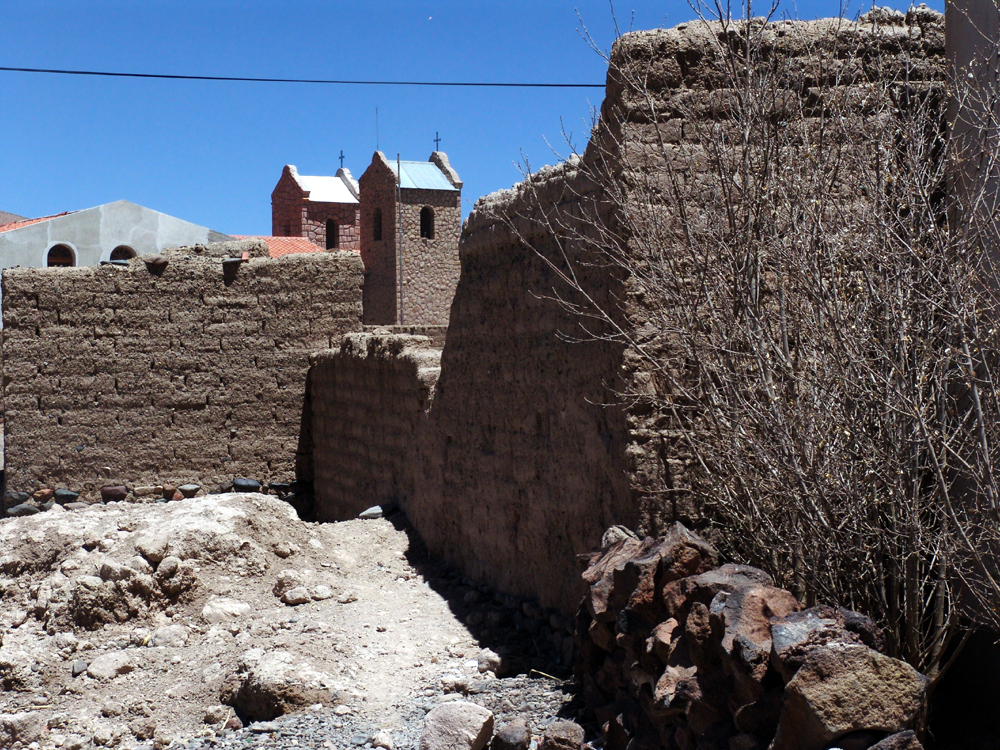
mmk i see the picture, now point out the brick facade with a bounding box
[358,152,462,326]
[271,165,360,253]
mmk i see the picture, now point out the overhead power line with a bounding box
[0,66,605,89]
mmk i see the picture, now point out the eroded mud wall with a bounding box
[2,249,363,497]
[306,333,441,521]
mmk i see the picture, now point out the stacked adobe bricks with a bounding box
[1,241,363,499]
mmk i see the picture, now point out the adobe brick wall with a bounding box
[2,246,363,499]
[405,161,635,613]
[304,333,441,521]
[403,13,946,612]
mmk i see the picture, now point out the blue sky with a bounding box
[0,0,943,235]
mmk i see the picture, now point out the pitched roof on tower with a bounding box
[284,165,359,203]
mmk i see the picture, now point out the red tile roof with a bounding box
[232,235,327,258]
[0,212,71,234]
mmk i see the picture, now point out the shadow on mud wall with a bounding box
[290,367,315,520]
[376,508,591,731]
[928,628,1000,750]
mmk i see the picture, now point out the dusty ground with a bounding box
[0,494,578,750]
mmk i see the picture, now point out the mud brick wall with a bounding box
[407,160,635,614]
[304,333,441,521]
[363,325,448,348]
[2,249,363,498]
[407,13,947,613]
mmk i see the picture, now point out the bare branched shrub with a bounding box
[508,4,1000,679]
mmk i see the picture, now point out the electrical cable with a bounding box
[0,66,605,89]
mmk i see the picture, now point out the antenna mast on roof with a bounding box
[376,108,380,151]
[397,153,405,325]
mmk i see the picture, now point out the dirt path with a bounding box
[0,494,575,750]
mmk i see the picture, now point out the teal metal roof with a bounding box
[387,160,458,191]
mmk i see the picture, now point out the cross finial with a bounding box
[434,132,441,150]
[339,150,345,168]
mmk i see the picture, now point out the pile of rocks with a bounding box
[3,477,298,518]
[575,524,928,750]
[420,701,585,750]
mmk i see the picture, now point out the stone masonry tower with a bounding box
[272,165,361,252]
[358,151,462,325]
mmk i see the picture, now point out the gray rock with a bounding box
[770,606,861,682]
[87,651,136,681]
[373,730,395,750]
[7,503,39,517]
[100,485,128,503]
[178,484,200,498]
[202,597,251,623]
[869,730,923,750]
[150,624,189,648]
[359,505,384,519]
[771,645,928,750]
[233,478,262,493]
[420,701,494,750]
[273,569,305,597]
[281,586,312,606]
[311,585,334,601]
[249,721,280,734]
[64,502,90,511]
[231,650,335,721]
[71,659,89,677]
[135,533,170,564]
[54,489,80,504]
[491,719,531,750]
[540,721,584,750]
[0,712,46,746]
[477,648,502,674]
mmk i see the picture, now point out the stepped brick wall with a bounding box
[2,246,363,499]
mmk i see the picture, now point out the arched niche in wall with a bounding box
[110,245,136,261]
[46,244,75,268]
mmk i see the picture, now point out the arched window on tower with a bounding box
[47,244,75,267]
[110,245,136,261]
[420,207,435,239]
[326,219,339,250]
[373,207,383,241]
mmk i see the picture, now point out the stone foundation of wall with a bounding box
[2,245,363,499]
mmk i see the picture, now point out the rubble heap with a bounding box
[575,525,928,750]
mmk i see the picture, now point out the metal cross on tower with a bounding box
[339,150,345,168]
[434,132,441,150]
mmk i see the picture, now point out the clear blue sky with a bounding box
[0,0,942,236]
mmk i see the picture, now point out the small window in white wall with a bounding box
[47,244,74,267]
[110,245,136,261]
